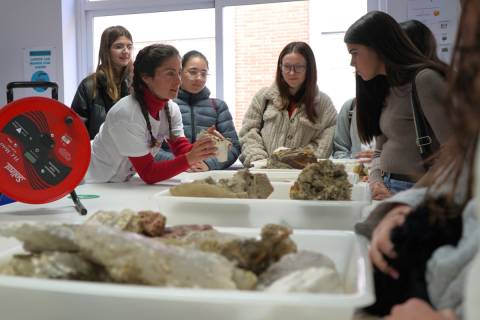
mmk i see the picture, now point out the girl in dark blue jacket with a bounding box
[156,50,240,170]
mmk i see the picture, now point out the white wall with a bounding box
[0,0,77,106]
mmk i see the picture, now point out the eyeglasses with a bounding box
[185,69,209,79]
[280,64,307,74]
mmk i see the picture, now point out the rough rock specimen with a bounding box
[0,252,107,281]
[74,224,256,290]
[197,129,232,162]
[290,161,352,200]
[85,209,167,237]
[258,250,337,288]
[266,147,318,169]
[219,224,297,275]
[0,222,78,253]
[170,169,273,199]
[264,267,342,293]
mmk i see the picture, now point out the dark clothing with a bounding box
[71,74,129,139]
[155,87,240,170]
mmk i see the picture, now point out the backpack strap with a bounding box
[210,98,217,111]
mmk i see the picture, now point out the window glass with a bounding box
[93,8,216,96]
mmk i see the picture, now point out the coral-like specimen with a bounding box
[290,161,352,200]
[170,169,273,199]
[265,147,318,169]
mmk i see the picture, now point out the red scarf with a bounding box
[143,89,168,120]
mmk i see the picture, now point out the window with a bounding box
[93,9,216,96]
[79,0,368,130]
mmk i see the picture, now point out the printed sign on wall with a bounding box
[23,47,57,93]
[407,0,458,62]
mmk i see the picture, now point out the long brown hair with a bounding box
[420,0,480,205]
[275,42,318,123]
[344,11,448,143]
[132,44,180,148]
[93,25,133,102]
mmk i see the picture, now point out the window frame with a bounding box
[76,0,319,101]
[77,0,381,100]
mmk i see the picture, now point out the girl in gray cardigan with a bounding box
[239,42,337,167]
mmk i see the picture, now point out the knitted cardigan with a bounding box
[238,84,337,167]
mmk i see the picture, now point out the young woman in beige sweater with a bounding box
[239,41,337,167]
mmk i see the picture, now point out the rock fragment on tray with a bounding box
[290,160,352,200]
[169,169,273,199]
[265,147,318,169]
[264,266,343,293]
[258,250,337,287]
[0,252,108,281]
[74,223,257,290]
[220,224,297,275]
[0,222,78,253]
[86,209,167,237]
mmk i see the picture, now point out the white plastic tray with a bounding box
[154,182,371,230]
[0,229,374,320]
[178,169,360,185]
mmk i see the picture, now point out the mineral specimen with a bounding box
[290,160,352,200]
[265,147,318,169]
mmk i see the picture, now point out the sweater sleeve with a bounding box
[354,187,428,239]
[415,69,452,143]
[129,153,190,184]
[333,99,354,159]
[204,99,241,170]
[369,134,386,183]
[304,93,337,159]
[238,88,269,166]
[167,136,192,157]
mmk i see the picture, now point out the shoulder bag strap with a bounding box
[411,75,435,170]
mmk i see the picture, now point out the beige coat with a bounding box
[239,84,337,166]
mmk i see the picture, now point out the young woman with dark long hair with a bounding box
[239,41,337,167]
[344,11,452,200]
[85,44,216,184]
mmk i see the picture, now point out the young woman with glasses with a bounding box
[238,41,337,167]
[72,26,134,139]
[344,11,452,200]
[85,44,217,184]
[155,50,240,171]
